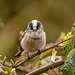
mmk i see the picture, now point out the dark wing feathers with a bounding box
[22,30,26,39]
[15,31,26,57]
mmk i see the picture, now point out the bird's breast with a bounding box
[21,31,46,53]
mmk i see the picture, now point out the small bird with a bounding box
[15,20,46,58]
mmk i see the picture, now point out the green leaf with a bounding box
[61,49,75,75]
[10,68,17,75]
[10,59,15,67]
[3,56,7,65]
[62,25,75,61]
[3,72,8,75]
[1,66,11,73]
[14,61,19,67]
[41,56,51,66]
[62,37,75,61]
[59,32,73,46]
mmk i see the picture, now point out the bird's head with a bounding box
[27,20,44,32]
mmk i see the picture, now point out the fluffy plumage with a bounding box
[15,20,46,56]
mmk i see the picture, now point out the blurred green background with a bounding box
[0,0,75,60]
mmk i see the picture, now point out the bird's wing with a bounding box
[20,30,27,51]
[15,30,26,57]
[22,30,26,39]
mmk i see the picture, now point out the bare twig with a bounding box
[26,59,64,75]
[15,35,75,67]
[0,60,31,72]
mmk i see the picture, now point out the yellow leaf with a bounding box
[34,60,41,69]
[59,32,73,46]
[51,49,57,62]
[40,48,53,59]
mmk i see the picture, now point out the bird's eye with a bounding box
[37,21,41,29]
[29,22,33,30]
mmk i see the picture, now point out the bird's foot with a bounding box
[38,50,41,54]
[27,52,30,60]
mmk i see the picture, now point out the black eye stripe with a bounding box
[29,21,33,30]
[37,21,41,29]
[28,21,42,30]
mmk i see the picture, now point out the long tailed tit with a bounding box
[15,20,46,57]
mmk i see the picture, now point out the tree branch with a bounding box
[16,35,75,67]
[26,59,64,75]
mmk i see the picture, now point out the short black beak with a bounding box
[33,29,37,32]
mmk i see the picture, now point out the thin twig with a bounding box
[26,59,64,75]
[0,60,31,72]
[16,35,75,67]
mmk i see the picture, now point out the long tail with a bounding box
[15,51,22,57]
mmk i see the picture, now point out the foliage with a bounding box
[61,26,75,61]
[62,37,75,61]
[40,48,57,66]
[0,25,75,75]
[61,49,75,75]
[0,55,18,75]
[59,32,73,46]
[60,25,75,75]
